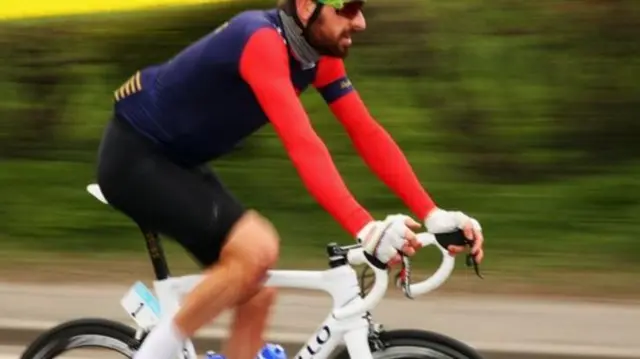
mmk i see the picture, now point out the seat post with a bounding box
[140,227,171,280]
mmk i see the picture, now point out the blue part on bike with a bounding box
[205,351,226,359]
[258,343,287,359]
[203,343,285,359]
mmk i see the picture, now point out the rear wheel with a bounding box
[19,318,142,359]
[334,328,484,359]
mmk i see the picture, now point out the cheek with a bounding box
[313,25,337,42]
[310,25,328,43]
[327,24,346,40]
[315,13,346,40]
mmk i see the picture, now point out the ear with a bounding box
[296,0,318,23]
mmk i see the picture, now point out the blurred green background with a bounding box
[1,0,639,296]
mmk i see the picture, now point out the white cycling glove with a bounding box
[424,207,482,234]
[357,214,412,268]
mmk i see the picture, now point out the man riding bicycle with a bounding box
[96,0,485,359]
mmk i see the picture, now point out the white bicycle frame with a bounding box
[87,184,456,359]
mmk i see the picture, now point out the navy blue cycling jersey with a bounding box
[114,8,339,165]
[110,6,438,237]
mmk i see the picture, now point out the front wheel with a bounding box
[20,318,142,359]
[334,329,484,359]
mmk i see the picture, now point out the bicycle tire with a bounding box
[333,328,484,359]
[20,318,141,359]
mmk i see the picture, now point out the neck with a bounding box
[278,9,320,66]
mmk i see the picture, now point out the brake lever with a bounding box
[395,252,414,300]
[460,236,483,279]
[465,251,483,279]
[400,253,414,299]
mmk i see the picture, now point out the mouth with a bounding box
[341,35,353,47]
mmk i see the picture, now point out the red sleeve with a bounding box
[314,58,437,220]
[238,28,373,236]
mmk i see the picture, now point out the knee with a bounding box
[241,210,280,271]
[239,286,277,309]
[223,210,280,283]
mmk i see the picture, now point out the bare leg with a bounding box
[133,210,279,359]
[223,287,277,359]
[173,256,252,336]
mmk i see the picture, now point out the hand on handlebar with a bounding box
[357,214,422,268]
[424,207,484,263]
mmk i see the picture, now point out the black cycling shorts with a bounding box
[96,114,246,267]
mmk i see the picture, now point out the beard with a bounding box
[305,18,350,58]
[308,36,348,58]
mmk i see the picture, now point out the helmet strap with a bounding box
[278,0,322,65]
[306,2,324,34]
[282,0,324,40]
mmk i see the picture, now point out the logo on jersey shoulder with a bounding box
[213,21,229,35]
[114,71,143,102]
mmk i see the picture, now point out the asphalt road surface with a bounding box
[3,344,638,359]
[1,282,639,358]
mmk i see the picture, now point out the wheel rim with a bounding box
[373,344,463,359]
[31,334,134,358]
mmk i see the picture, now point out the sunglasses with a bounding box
[335,2,364,19]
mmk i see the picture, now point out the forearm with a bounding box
[278,129,374,236]
[330,94,436,219]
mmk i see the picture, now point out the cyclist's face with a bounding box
[307,2,366,58]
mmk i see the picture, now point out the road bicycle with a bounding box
[20,183,485,359]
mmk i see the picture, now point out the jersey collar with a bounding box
[278,9,320,69]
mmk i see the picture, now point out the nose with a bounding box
[351,11,366,31]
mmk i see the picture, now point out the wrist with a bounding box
[347,209,374,240]
[356,221,376,243]
[423,206,441,221]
